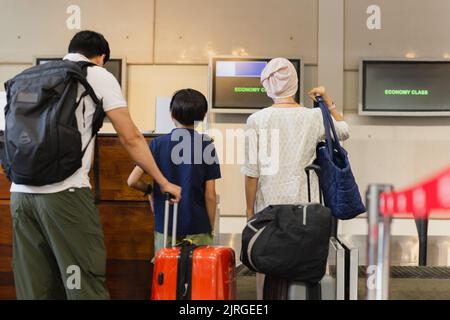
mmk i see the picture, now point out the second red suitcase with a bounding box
[151,194,236,300]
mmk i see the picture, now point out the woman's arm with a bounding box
[242,115,260,220]
[205,180,217,231]
[245,176,259,221]
[308,86,350,141]
[308,86,344,121]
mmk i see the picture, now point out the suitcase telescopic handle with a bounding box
[305,164,322,203]
[163,192,179,248]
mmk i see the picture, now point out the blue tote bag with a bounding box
[314,96,366,220]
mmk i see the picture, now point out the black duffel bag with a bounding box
[240,203,331,282]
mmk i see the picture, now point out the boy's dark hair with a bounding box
[170,89,208,126]
[68,30,110,64]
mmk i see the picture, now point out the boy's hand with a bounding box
[148,195,154,213]
[161,181,182,202]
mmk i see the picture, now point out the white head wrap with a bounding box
[260,58,298,99]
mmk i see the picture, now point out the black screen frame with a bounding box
[361,59,450,115]
[210,56,303,112]
[35,57,124,88]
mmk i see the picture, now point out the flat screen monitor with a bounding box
[35,56,127,97]
[360,59,450,116]
[210,56,303,113]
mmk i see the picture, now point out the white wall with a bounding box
[2,0,450,237]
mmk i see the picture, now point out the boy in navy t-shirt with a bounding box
[127,89,221,252]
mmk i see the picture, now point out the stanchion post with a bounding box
[378,210,392,300]
[213,195,221,246]
[366,184,393,300]
[415,217,429,266]
[366,184,379,300]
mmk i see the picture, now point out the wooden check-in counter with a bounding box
[0,133,157,299]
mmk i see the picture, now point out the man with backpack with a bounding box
[1,30,181,299]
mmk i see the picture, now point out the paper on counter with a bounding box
[0,91,6,131]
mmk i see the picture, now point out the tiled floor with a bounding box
[237,275,450,300]
[358,278,450,300]
[236,276,257,300]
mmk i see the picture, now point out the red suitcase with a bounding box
[151,194,236,300]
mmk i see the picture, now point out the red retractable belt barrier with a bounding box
[380,166,450,218]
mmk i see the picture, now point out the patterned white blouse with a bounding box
[241,106,350,213]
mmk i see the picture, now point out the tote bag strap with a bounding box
[316,96,343,157]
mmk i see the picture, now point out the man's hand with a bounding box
[160,181,182,203]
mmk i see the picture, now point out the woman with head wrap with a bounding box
[241,57,350,300]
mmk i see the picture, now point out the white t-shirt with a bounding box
[241,106,350,213]
[10,53,127,193]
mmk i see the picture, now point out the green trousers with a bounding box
[10,188,110,300]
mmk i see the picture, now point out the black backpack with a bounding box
[240,204,331,282]
[0,60,105,186]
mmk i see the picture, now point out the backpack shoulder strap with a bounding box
[72,61,101,106]
[69,60,106,155]
[76,60,96,69]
